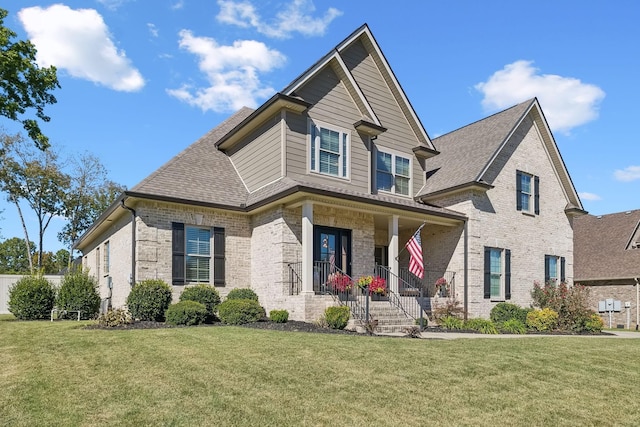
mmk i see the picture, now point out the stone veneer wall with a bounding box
[586,282,639,330]
[429,116,576,319]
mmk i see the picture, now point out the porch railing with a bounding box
[375,265,426,325]
[287,262,302,295]
[399,268,456,298]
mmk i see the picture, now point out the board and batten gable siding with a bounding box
[227,114,282,192]
[341,39,424,195]
[285,63,370,193]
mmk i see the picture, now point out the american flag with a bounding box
[406,226,424,279]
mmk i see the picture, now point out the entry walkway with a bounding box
[380,330,640,339]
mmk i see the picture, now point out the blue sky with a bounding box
[1,0,639,253]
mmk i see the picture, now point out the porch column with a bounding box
[388,215,399,277]
[301,201,314,295]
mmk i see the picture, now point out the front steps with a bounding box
[353,301,423,334]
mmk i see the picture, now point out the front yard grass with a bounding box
[1,318,639,426]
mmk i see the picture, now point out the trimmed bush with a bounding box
[179,285,220,322]
[56,269,100,320]
[490,302,528,325]
[531,281,596,331]
[465,318,498,334]
[97,308,133,327]
[440,315,464,330]
[324,306,350,330]
[226,288,259,301]
[218,299,265,325]
[526,308,559,331]
[500,318,527,334]
[269,309,289,323]
[8,275,56,320]
[166,301,207,326]
[584,313,604,333]
[432,298,465,321]
[126,279,172,322]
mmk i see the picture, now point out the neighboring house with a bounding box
[574,210,640,329]
[74,24,585,322]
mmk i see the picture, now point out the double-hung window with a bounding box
[516,170,539,214]
[103,241,110,275]
[484,247,511,300]
[544,255,565,284]
[376,150,411,196]
[186,227,211,283]
[309,122,349,179]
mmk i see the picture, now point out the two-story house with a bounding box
[74,24,585,322]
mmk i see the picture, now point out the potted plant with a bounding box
[435,277,448,297]
[328,273,353,300]
[369,276,387,301]
[357,275,373,294]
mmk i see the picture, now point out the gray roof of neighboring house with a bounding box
[131,107,254,208]
[574,210,640,281]
[418,99,534,197]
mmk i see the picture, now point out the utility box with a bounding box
[613,300,621,312]
[598,301,606,312]
[625,301,631,308]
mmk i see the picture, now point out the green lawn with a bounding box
[1,317,639,426]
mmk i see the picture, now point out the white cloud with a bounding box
[171,1,185,10]
[216,0,342,39]
[18,5,144,92]
[147,23,159,38]
[475,60,605,134]
[578,192,601,201]
[167,30,286,112]
[95,0,131,11]
[614,166,640,182]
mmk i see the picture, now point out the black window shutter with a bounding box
[560,257,566,283]
[516,170,522,211]
[172,222,185,286]
[484,247,491,299]
[213,227,225,286]
[544,255,550,283]
[505,249,511,300]
[534,175,540,215]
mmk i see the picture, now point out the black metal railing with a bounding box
[399,268,456,298]
[375,265,426,326]
[287,262,302,295]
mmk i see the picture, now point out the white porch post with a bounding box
[301,201,314,295]
[388,215,399,277]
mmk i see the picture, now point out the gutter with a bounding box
[121,199,137,286]
[463,219,468,321]
[636,277,639,330]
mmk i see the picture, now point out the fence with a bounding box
[0,275,63,314]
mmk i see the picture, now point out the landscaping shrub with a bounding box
[269,309,289,323]
[500,318,527,334]
[531,281,596,332]
[439,315,464,330]
[432,298,465,321]
[226,288,259,301]
[490,302,529,325]
[324,306,350,330]
[526,308,559,331]
[56,269,100,320]
[218,299,265,325]
[97,308,133,327]
[584,313,604,333]
[179,284,220,322]
[166,301,207,326]
[464,318,498,334]
[8,275,56,320]
[126,279,172,322]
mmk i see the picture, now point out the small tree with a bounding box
[56,269,100,319]
[8,275,56,320]
[0,237,35,273]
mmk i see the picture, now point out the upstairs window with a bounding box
[544,255,565,284]
[516,170,539,214]
[376,150,411,196]
[309,122,349,179]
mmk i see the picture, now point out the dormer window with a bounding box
[376,149,411,196]
[309,121,349,179]
[516,170,539,215]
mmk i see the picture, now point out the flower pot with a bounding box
[371,293,388,301]
[338,291,354,301]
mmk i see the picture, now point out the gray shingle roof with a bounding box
[131,107,254,207]
[418,99,534,197]
[574,210,640,281]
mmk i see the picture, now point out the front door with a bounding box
[313,226,352,293]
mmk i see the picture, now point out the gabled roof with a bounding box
[418,98,584,212]
[282,24,434,150]
[574,210,640,281]
[131,108,254,207]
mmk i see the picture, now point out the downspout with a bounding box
[463,219,468,321]
[121,200,136,286]
[636,277,639,331]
